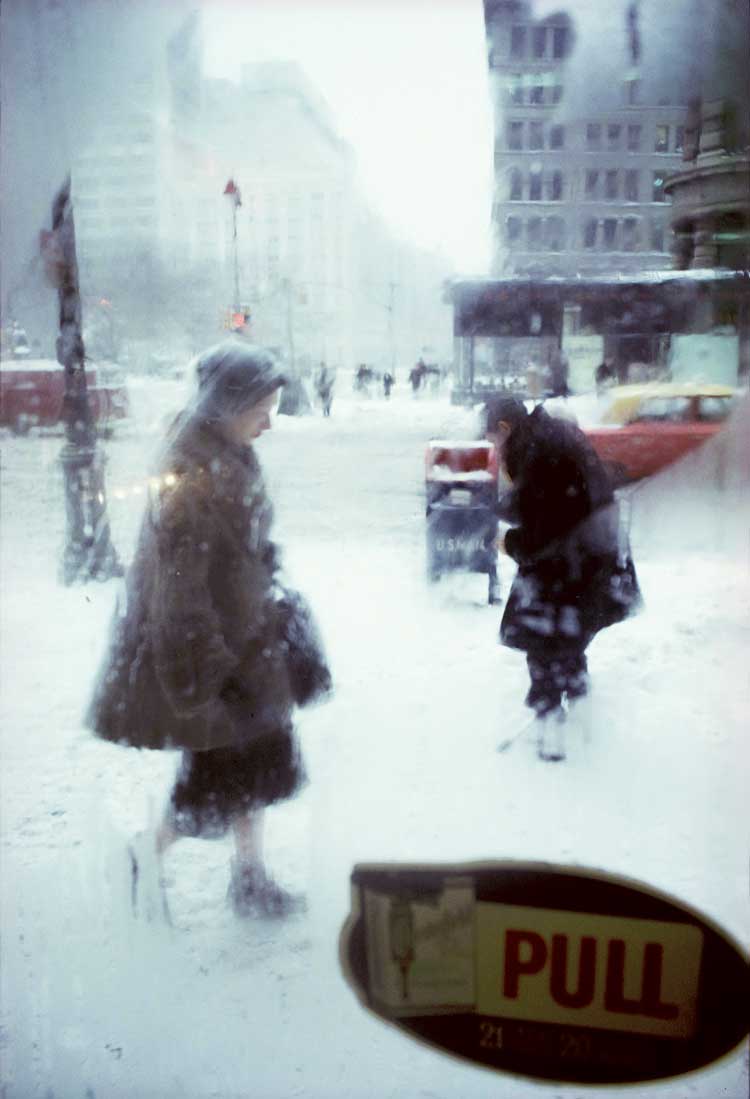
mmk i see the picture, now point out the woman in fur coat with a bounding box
[87,341,313,918]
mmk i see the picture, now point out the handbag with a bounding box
[274,585,333,707]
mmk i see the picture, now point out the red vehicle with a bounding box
[0,359,130,436]
[584,383,739,483]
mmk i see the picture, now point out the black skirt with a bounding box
[168,725,306,839]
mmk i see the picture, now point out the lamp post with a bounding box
[223,178,242,312]
[42,177,122,584]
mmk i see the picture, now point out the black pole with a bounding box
[46,177,123,584]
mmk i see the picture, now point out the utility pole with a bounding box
[41,177,122,584]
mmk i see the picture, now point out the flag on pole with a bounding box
[224,179,242,207]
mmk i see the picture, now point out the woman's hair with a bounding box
[482,394,528,437]
[190,340,286,424]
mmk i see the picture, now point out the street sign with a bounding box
[340,861,749,1086]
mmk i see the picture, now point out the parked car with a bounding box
[584,383,739,484]
[0,358,130,436]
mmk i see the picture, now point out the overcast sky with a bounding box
[202,0,493,275]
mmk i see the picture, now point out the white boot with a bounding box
[536,708,566,762]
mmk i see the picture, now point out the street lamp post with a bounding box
[224,178,242,311]
[42,177,122,584]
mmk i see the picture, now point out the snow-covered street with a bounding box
[1,382,748,1098]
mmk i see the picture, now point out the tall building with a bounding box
[483,0,692,276]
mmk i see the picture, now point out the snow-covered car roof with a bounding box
[602,383,738,425]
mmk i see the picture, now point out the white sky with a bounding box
[202,0,493,275]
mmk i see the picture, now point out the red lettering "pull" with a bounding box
[503,930,678,1020]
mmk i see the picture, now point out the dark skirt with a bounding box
[168,725,306,839]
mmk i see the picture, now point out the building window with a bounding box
[586,123,602,150]
[510,26,527,59]
[530,84,545,105]
[623,217,640,251]
[548,171,563,201]
[627,124,642,151]
[527,217,542,250]
[655,125,669,153]
[533,25,547,58]
[625,169,639,201]
[583,218,598,249]
[675,125,685,152]
[625,78,640,104]
[607,123,621,149]
[552,84,563,104]
[585,169,599,198]
[603,218,618,248]
[545,217,566,251]
[529,121,544,150]
[505,216,522,243]
[509,75,524,104]
[650,220,665,251]
[509,169,523,200]
[605,169,618,200]
[549,124,565,149]
[529,170,543,200]
[652,171,666,202]
[508,121,524,150]
[552,25,568,58]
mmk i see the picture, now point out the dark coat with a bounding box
[499,406,641,656]
[86,420,293,751]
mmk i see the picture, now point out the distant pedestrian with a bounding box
[484,395,641,760]
[86,341,331,920]
[595,358,617,393]
[315,363,335,417]
[382,371,394,398]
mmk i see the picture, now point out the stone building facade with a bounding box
[483,0,689,277]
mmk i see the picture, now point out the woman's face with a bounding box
[226,390,279,444]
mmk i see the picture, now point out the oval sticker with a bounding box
[339,861,749,1086]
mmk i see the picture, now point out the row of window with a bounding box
[503,215,668,253]
[493,23,570,62]
[504,168,668,204]
[504,119,683,154]
[501,72,563,107]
